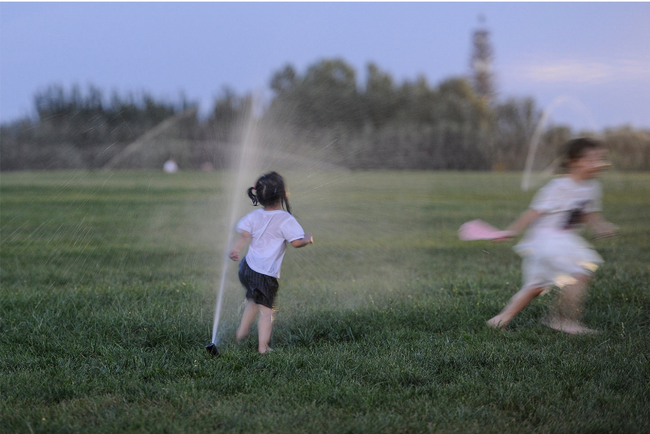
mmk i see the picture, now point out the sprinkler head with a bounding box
[205,343,218,356]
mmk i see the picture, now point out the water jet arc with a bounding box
[206,102,263,351]
[521,96,599,191]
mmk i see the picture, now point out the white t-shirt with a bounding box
[528,176,602,234]
[235,209,305,278]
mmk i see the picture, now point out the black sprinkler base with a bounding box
[205,343,218,356]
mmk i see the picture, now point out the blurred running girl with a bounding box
[487,138,617,334]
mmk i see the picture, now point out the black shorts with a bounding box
[238,257,279,309]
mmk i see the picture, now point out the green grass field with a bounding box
[1,170,649,433]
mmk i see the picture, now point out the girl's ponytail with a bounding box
[281,194,292,215]
[247,186,258,206]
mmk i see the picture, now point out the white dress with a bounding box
[515,177,604,291]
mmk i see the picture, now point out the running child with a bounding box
[229,172,313,353]
[487,137,617,334]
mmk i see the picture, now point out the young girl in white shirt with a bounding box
[487,138,617,334]
[229,172,313,353]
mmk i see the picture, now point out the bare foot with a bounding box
[542,318,599,335]
[486,316,508,330]
[573,325,600,335]
[564,323,599,335]
[258,346,274,354]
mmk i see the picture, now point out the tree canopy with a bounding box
[1,58,648,171]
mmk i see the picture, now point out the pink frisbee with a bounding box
[458,219,513,241]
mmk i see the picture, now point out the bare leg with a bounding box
[257,304,274,354]
[487,286,546,329]
[544,274,597,334]
[236,300,258,341]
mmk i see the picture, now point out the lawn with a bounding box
[1,170,649,433]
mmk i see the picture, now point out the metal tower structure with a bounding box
[470,15,495,103]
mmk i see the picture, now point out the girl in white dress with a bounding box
[487,138,617,334]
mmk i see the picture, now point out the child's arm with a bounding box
[505,209,542,237]
[229,231,252,261]
[291,233,313,248]
[585,212,618,239]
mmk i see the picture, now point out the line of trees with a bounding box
[2,58,649,171]
[1,85,198,170]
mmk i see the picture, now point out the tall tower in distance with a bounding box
[470,14,495,104]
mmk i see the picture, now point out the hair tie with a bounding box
[252,187,256,190]
[274,188,277,193]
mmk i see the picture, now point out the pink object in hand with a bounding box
[458,219,513,241]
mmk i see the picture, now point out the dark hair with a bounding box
[247,171,292,214]
[559,137,604,171]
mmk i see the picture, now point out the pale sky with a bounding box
[1,2,649,131]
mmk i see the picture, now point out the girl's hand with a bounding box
[229,231,251,261]
[305,233,313,244]
[493,230,515,242]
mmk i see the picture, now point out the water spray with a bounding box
[205,99,263,355]
[521,95,599,191]
[205,251,232,356]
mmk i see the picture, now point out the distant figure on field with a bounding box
[163,158,178,173]
[487,137,617,334]
[229,171,313,353]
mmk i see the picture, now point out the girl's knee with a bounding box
[258,304,273,319]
